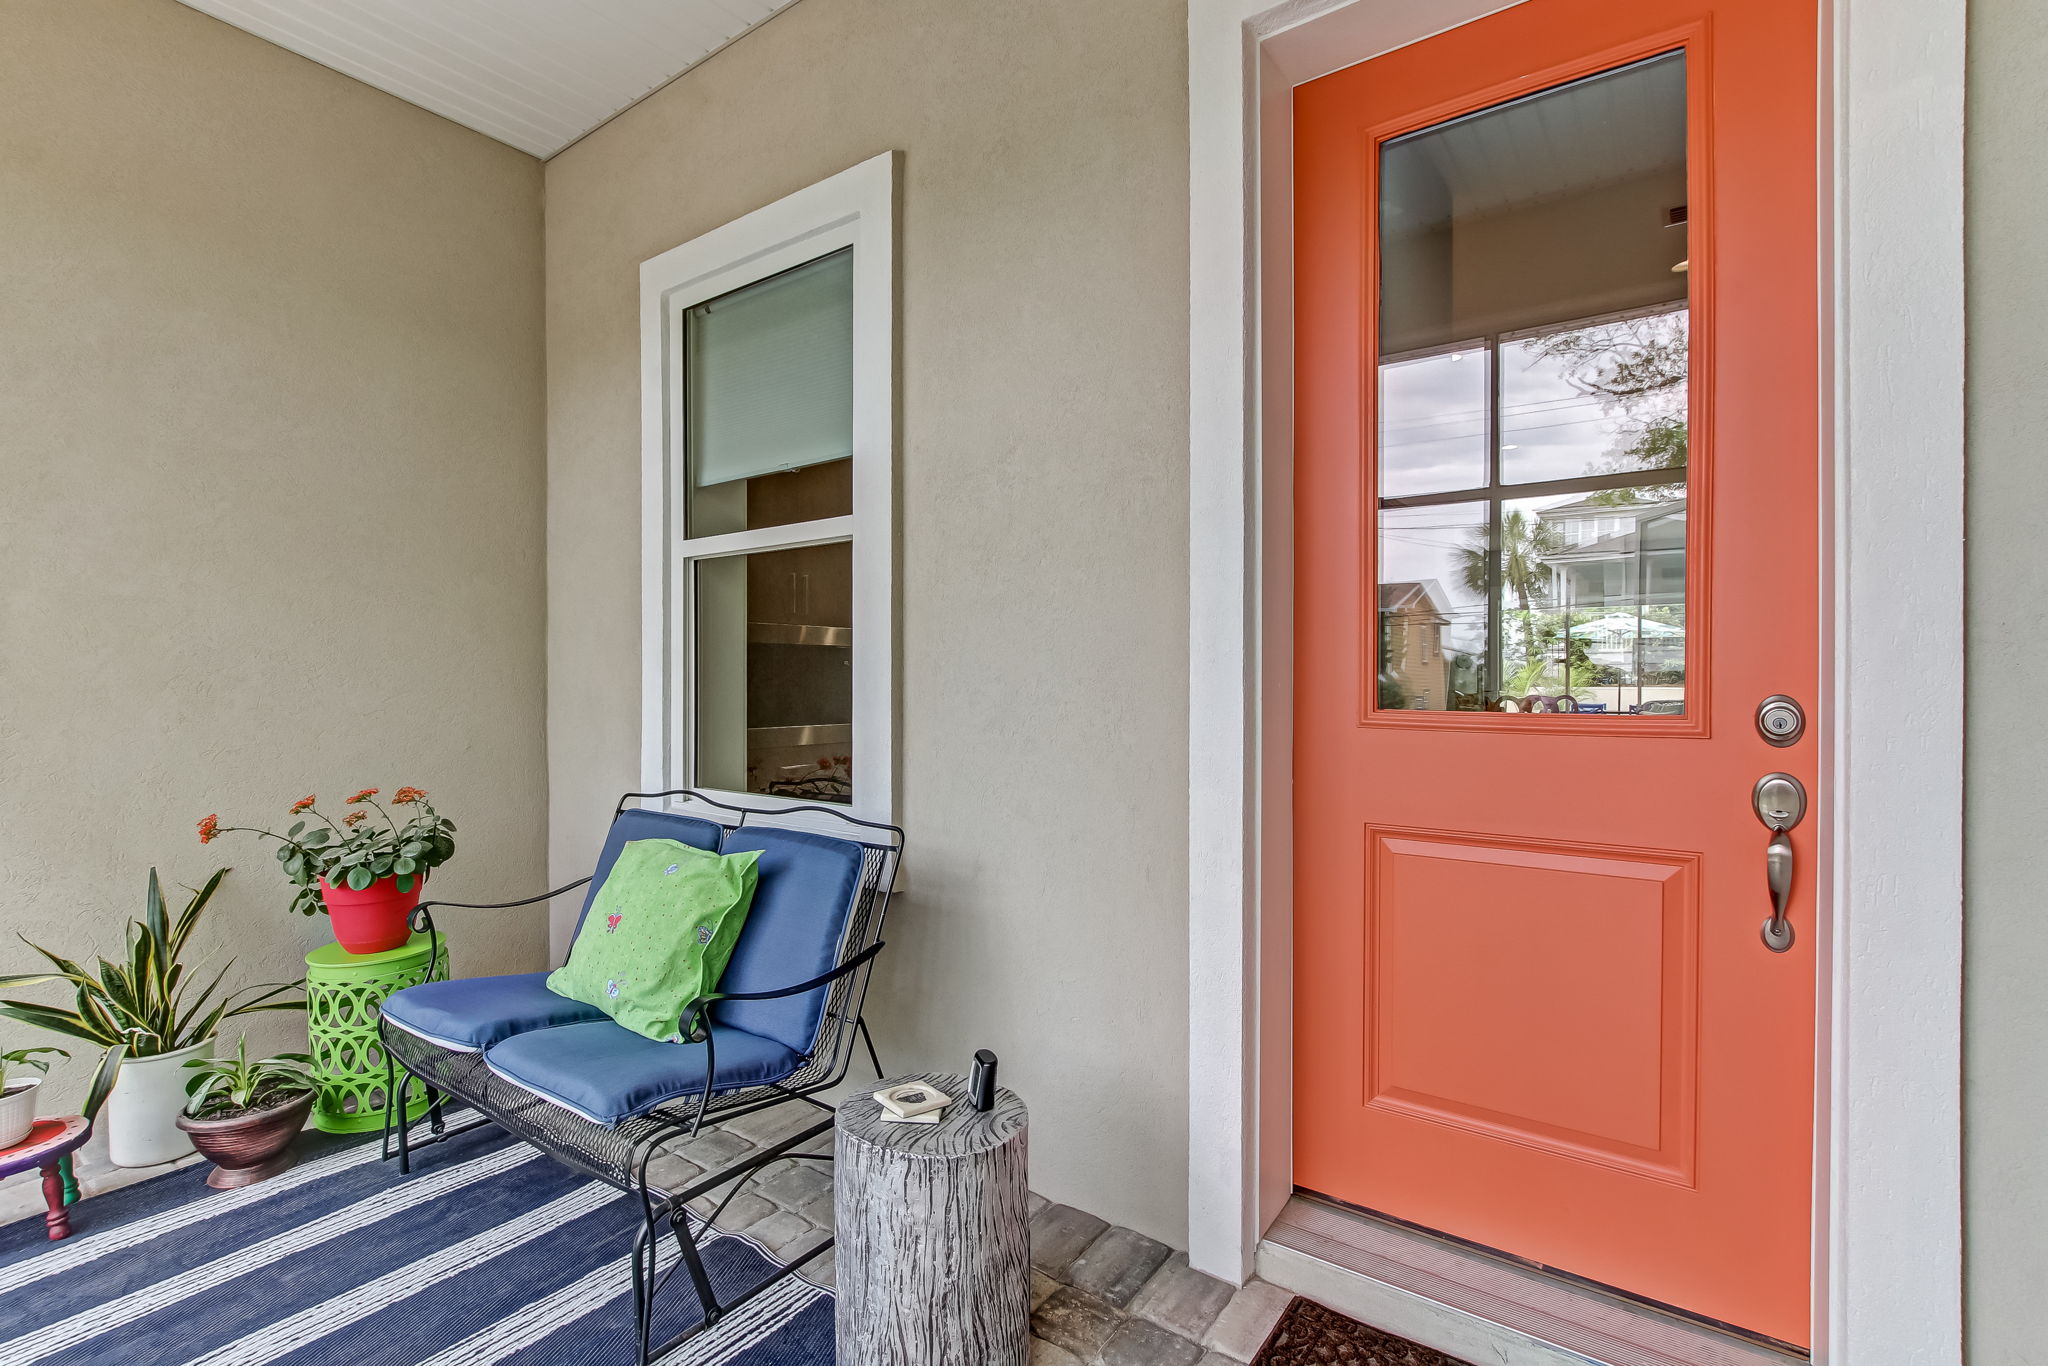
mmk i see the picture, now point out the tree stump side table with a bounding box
[0,1117,91,1240]
[305,932,447,1134]
[835,1073,1030,1366]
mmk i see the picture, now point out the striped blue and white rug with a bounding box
[0,1115,833,1365]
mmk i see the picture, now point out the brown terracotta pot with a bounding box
[175,1091,315,1189]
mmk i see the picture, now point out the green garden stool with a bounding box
[305,933,448,1134]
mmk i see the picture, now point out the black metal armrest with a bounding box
[682,940,886,1026]
[705,941,887,1005]
[675,940,886,1137]
[411,877,594,920]
[405,877,595,982]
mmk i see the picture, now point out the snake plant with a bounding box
[0,869,306,1120]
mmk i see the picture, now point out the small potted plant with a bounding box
[1,1045,69,1149]
[175,1039,317,1188]
[199,787,456,954]
[0,869,305,1166]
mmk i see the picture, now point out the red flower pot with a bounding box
[318,874,425,955]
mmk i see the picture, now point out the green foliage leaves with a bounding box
[216,790,456,915]
[0,1044,69,1088]
[181,1037,315,1119]
[82,1043,125,1123]
[0,868,307,1120]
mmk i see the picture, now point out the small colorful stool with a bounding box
[0,1117,91,1240]
[305,932,448,1134]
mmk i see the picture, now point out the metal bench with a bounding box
[376,789,900,1364]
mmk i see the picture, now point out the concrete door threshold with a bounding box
[1255,1196,1806,1366]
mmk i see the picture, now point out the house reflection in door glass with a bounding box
[1378,503,1489,711]
[1374,51,1690,716]
[1496,486,1685,714]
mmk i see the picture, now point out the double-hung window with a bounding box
[641,153,895,819]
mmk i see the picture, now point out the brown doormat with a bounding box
[1251,1296,1475,1365]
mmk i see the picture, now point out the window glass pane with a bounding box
[1500,309,1688,485]
[685,249,854,538]
[1377,503,1489,711]
[1378,53,1688,352]
[1380,348,1490,498]
[1497,484,1685,714]
[693,541,853,803]
[1373,53,1690,717]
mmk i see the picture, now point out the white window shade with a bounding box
[685,248,854,488]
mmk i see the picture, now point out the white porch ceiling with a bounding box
[173,0,800,158]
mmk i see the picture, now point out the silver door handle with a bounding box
[1754,773,1806,952]
[1762,827,1795,951]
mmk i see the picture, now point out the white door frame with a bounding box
[1184,1,1965,1362]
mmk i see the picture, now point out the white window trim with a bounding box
[1187,1,1964,1363]
[640,151,897,825]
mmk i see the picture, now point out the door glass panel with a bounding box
[693,541,853,803]
[1497,484,1685,713]
[1375,52,1689,714]
[1378,503,1489,710]
[1500,311,1689,486]
[1380,348,1491,498]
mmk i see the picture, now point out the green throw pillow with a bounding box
[546,838,762,1043]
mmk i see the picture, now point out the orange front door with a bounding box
[1293,0,1818,1346]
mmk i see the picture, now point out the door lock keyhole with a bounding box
[1756,695,1806,747]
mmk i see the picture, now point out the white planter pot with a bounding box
[0,1077,41,1148]
[105,1039,213,1167]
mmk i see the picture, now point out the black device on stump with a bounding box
[970,1049,998,1112]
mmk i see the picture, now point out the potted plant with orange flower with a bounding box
[199,788,456,954]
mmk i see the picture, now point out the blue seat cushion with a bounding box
[569,808,725,937]
[483,1019,801,1126]
[382,972,609,1052]
[712,826,868,1053]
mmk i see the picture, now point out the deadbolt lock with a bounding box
[1756,694,1805,747]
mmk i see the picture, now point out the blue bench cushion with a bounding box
[383,972,608,1052]
[568,809,725,937]
[483,1019,801,1126]
[712,826,867,1053]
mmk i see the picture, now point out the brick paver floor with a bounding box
[652,1104,1290,1364]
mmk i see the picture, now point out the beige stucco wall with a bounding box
[544,0,1193,1242]
[1964,0,2048,1358]
[0,0,549,1126]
